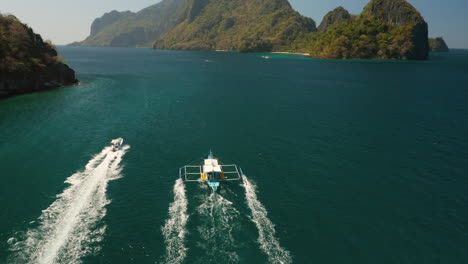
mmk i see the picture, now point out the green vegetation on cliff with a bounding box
[80,0,316,51]
[309,0,429,60]
[429,37,449,52]
[0,14,77,98]
[153,0,316,52]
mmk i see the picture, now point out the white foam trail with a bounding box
[242,175,292,264]
[161,179,189,264]
[196,193,240,263]
[8,145,129,264]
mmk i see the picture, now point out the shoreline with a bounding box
[214,50,310,56]
[271,52,310,56]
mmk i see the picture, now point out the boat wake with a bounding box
[161,179,189,264]
[8,145,129,264]
[242,175,292,264]
[196,193,240,263]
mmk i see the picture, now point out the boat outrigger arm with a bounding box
[179,151,242,191]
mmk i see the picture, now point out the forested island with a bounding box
[74,0,440,60]
[305,0,429,60]
[0,14,77,99]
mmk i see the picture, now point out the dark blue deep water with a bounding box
[0,47,467,263]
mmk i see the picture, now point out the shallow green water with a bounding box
[1,47,467,263]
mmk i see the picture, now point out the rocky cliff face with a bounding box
[429,37,449,52]
[362,0,424,25]
[362,0,429,59]
[80,0,194,47]
[186,0,209,22]
[0,15,77,99]
[317,7,352,32]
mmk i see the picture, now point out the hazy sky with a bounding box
[1,0,467,48]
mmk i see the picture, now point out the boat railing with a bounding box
[179,164,242,182]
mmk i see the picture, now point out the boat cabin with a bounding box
[179,152,242,191]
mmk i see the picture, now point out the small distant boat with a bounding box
[261,56,271,59]
[179,151,242,192]
[110,138,123,152]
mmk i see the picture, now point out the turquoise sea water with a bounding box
[1,47,467,263]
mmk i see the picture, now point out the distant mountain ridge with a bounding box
[79,0,316,51]
[90,10,134,36]
[76,0,432,60]
[80,0,193,47]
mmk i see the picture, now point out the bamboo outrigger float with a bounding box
[179,151,242,191]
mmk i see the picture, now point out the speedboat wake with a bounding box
[8,145,129,264]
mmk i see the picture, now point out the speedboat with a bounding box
[110,138,123,152]
[261,55,271,59]
[179,151,242,192]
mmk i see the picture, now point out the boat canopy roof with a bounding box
[203,158,222,172]
[204,159,219,166]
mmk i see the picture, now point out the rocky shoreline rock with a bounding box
[429,37,449,52]
[0,63,78,99]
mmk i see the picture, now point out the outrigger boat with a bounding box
[110,138,123,152]
[179,151,242,191]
